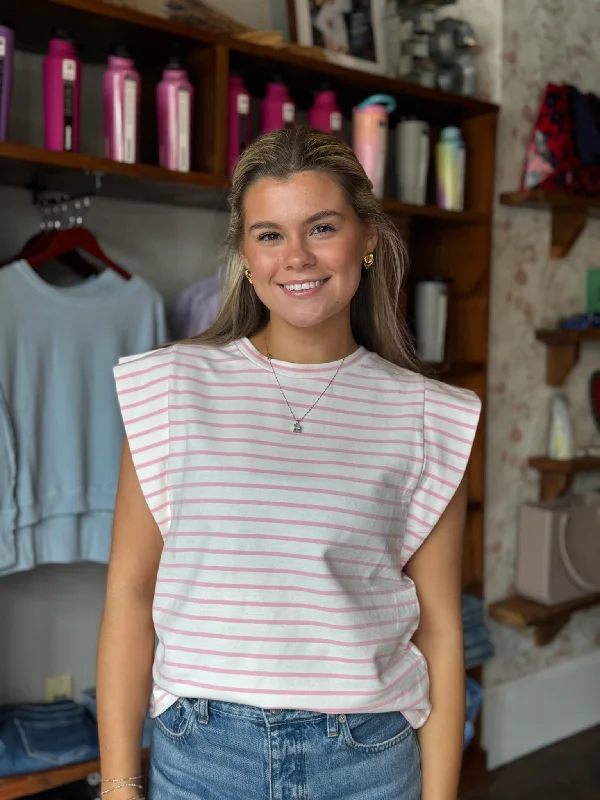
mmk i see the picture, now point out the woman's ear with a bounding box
[366,228,378,254]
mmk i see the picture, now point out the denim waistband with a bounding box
[183,698,342,736]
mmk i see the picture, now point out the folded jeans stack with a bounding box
[0,701,99,778]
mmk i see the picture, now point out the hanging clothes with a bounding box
[0,260,167,575]
[170,272,222,339]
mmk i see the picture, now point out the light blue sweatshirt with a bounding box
[0,260,167,574]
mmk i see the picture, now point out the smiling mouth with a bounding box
[280,278,329,292]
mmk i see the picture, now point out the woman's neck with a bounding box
[252,316,358,365]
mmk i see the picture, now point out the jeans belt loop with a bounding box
[326,713,339,737]
[196,698,209,724]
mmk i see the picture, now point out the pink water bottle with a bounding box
[309,88,342,136]
[43,31,81,152]
[260,79,295,135]
[103,46,140,164]
[352,94,396,198]
[157,57,194,172]
[228,74,252,176]
[0,24,15,143]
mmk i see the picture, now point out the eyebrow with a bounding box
[248,209,343,232]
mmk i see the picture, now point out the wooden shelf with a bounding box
[0,749,150,800]
[489,594,600,646]
[536,327,600,386]
[500,190,600,258]
[528,455,600,500]
[0,758,100,800]
[381,198,490,225]
[0,142,228,208]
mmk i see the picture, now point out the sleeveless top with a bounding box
[114,338,481,728]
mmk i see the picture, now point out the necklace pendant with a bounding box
[293,421,303,434]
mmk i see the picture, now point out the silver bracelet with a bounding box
[101,776,142,783]
[100,783,144,796]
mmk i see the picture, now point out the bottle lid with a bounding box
[440,126,462,141]
[51,28,74,44]
[110,43,133,59]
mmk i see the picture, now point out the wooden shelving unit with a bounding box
[535,327,600,386]
[0,0,499,795]
[500,189,600,258]
[489,593,600,646]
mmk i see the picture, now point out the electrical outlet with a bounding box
[46,673,74,702]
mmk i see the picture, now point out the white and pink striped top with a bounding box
[114,337,481,728]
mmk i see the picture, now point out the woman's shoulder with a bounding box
[115,340,240,374]
[364,352,481,414]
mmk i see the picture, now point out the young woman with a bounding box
[97,126,481,800]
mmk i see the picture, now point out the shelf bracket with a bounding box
[534,613,572,646]
[545,341,580,386]
[539,470,575,501]
[550,207,587,258]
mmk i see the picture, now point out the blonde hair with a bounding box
[185,125,419,370]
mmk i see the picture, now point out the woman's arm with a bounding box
[404,477,468,800]
[97,440,163,797]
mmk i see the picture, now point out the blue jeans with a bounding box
[0,701,98,778]
[150,699,422,800]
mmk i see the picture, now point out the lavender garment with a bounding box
[170,274,222,339]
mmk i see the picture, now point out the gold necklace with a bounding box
[264,332,345,433]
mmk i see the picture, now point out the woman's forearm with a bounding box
[416,630,465,800]
[97,587,155,795]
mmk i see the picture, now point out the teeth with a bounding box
[285,279,325,291]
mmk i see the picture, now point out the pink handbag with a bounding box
[516,493,600,605]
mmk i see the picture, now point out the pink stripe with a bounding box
[145,480,409,510]
[426,413,478,432]
[154,655,420,696]
[163,533,391,556]
[139,463,403,493]
[162,399,419,423]
[154,622,401,648]
[168,372,425,398]
[140,449,419,477]
[155,592,412,615]
[162,545,402,572]
[421,470,455,490]
[153,605,412,632]
[130,420,417,448]
[410,497,445,517]
[137,433,411,462]
[161,651,408,681]
[115,355,244,381]
[424,455,464,475]
[152,496,395,523]
[118,375,169,395]
[161,562,403,591]
[405,516,430,536]
[165,643,401,664]
[427,390,480,416]
[125,405,420,433]
[151,690,169,708]
[168,514,401,540]
[416,485,451,504]
[156,577,402,596]
[120,390,168,412]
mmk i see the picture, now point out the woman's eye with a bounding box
[312,224,335,235]
[257,232,281,242]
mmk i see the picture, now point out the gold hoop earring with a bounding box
[244,268,253,285]
[363,253,374,270]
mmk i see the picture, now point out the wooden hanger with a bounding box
[21,227,131,280]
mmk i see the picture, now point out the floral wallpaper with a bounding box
[477,0,600,688]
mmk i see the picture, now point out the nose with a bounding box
[284,236,316,271]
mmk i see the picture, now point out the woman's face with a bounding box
[241,170,377,331]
